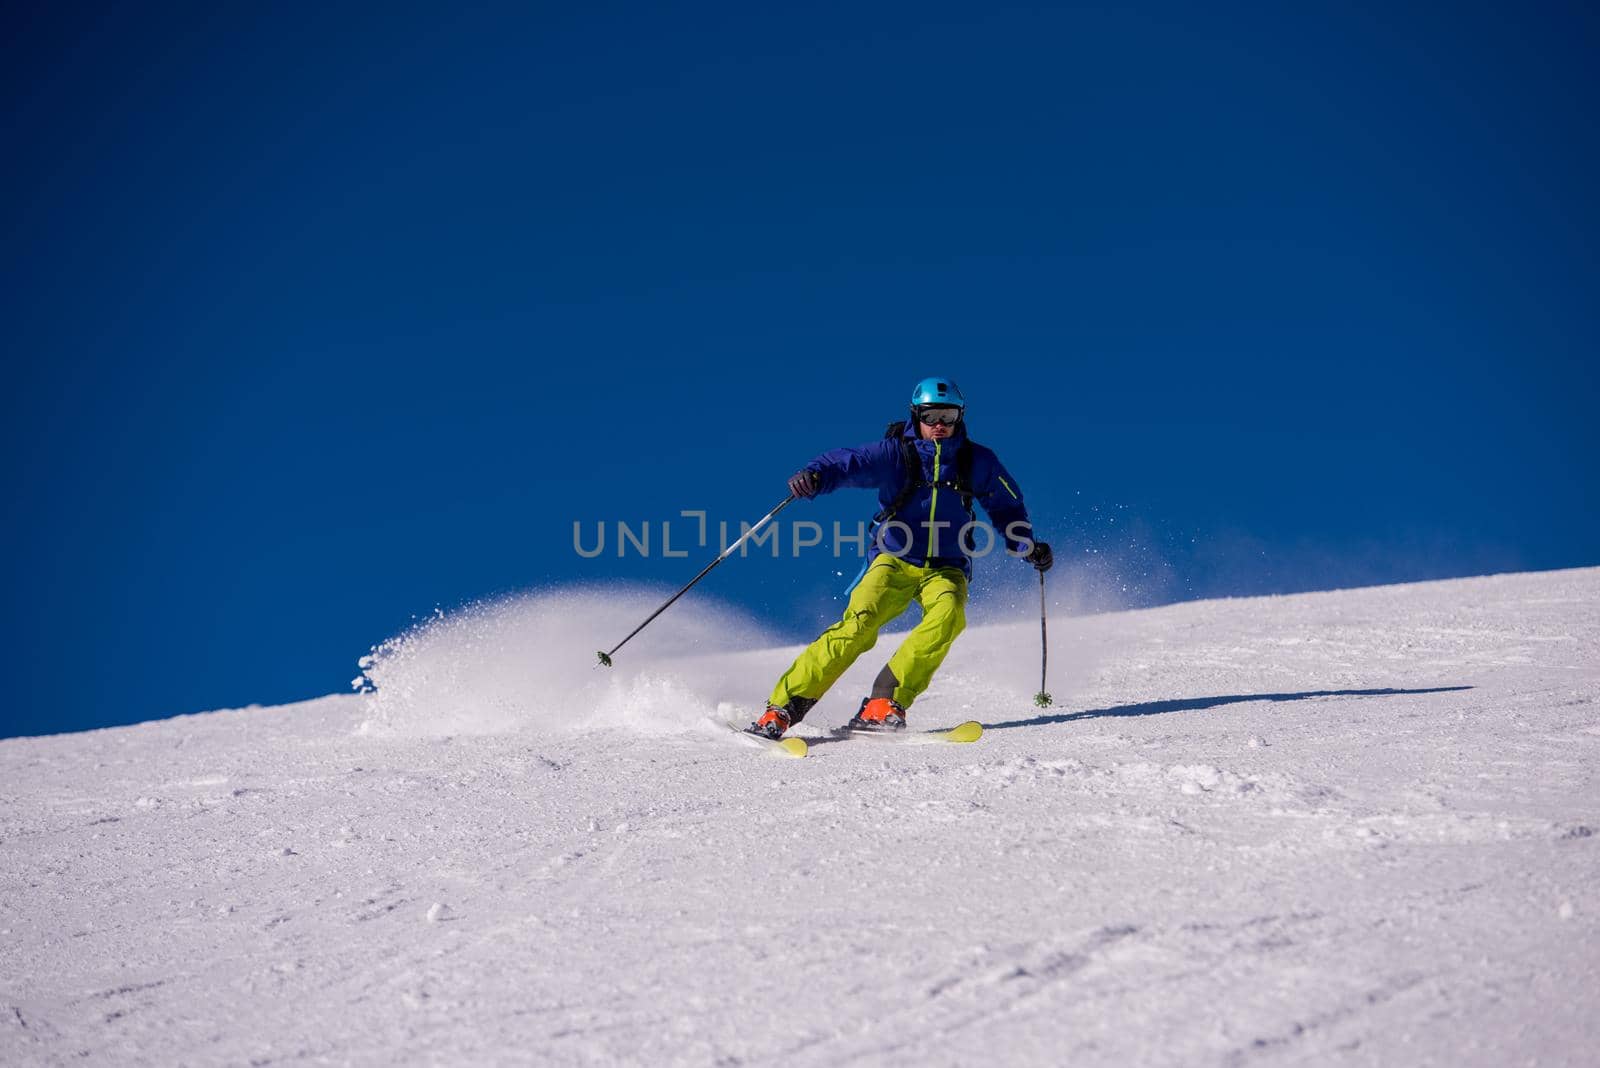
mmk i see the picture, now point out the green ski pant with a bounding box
[769,554,968,711]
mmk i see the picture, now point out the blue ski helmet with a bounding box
[910,376,965,411]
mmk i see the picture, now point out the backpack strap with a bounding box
[952,439,977,551]
[955,440,976,512]
[872,421,921,524]
[922,440,976,506]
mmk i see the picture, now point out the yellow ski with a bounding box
[834,720,983,745]
[937,720,984,743]
[724,721,809,757]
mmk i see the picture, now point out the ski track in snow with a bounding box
[2,568,1598,1066]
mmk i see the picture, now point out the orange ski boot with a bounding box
[847,696,906,732]
[746,704,792,740]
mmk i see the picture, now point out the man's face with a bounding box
[917,407,960,440]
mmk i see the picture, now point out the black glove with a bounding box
[788,470,820,499]
[1023,540,1054,572]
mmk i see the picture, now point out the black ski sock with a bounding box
[786,695,817,724]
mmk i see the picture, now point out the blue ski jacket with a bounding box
[803,421,1036,578]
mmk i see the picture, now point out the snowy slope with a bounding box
[3,568,1598,1066]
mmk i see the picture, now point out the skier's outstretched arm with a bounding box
[788,439,900,498]
[975,451,1052,570]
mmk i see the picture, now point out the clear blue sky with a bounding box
[5,2,1596,738]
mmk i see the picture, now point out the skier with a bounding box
[748,376,1052,738]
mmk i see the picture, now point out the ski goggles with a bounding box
[916,406,962,426]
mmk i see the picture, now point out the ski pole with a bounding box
[596,495,796,667]
[1034,568,1052,707]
